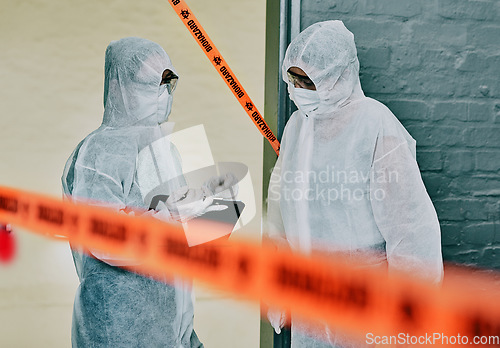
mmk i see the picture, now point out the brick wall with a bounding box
[300,0,500,269]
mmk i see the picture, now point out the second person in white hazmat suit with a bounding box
[266,20,444,347]
[62,37,204,347]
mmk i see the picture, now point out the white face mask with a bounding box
[288,84,320,116]
[157,84,173,124]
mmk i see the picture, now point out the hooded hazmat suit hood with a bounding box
[102,37,176,127]
[282,20,364,117]
[267,21,443,347]
[62,38,202,348]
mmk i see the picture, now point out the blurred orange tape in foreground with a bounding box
[167,0,280,155]
[1,185,499,346]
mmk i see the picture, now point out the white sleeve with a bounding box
[71,163,140,266]
[369,137,444,284]
[264,155,288,247]
[263,155,289,331]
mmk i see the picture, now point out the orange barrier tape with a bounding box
[1,185,500,346]
[167,0,280,155]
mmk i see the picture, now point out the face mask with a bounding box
[288,84,320,116]
[157,84,173,124]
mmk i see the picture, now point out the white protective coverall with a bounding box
[266,21,443,347]
[62,37,203,347]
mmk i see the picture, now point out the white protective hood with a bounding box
[267,21,443,345]
[282,20,364,116]
[102,36,177,127]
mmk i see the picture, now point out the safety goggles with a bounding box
[160,73,179,94]
[287,69,315,90]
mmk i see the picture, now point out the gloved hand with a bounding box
[166,186,222,223]
[267,308,286,334]
[151,201,174,222]
[203,173,239,199]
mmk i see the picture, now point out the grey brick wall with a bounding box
[301,0,500,269]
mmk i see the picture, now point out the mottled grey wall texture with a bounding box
[301,0,500,269]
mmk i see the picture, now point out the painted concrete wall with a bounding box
[300,0,500,269]
[0,0,265,346]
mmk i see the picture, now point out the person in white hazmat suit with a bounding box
[266,21,444,347]
[61,37,209,347]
